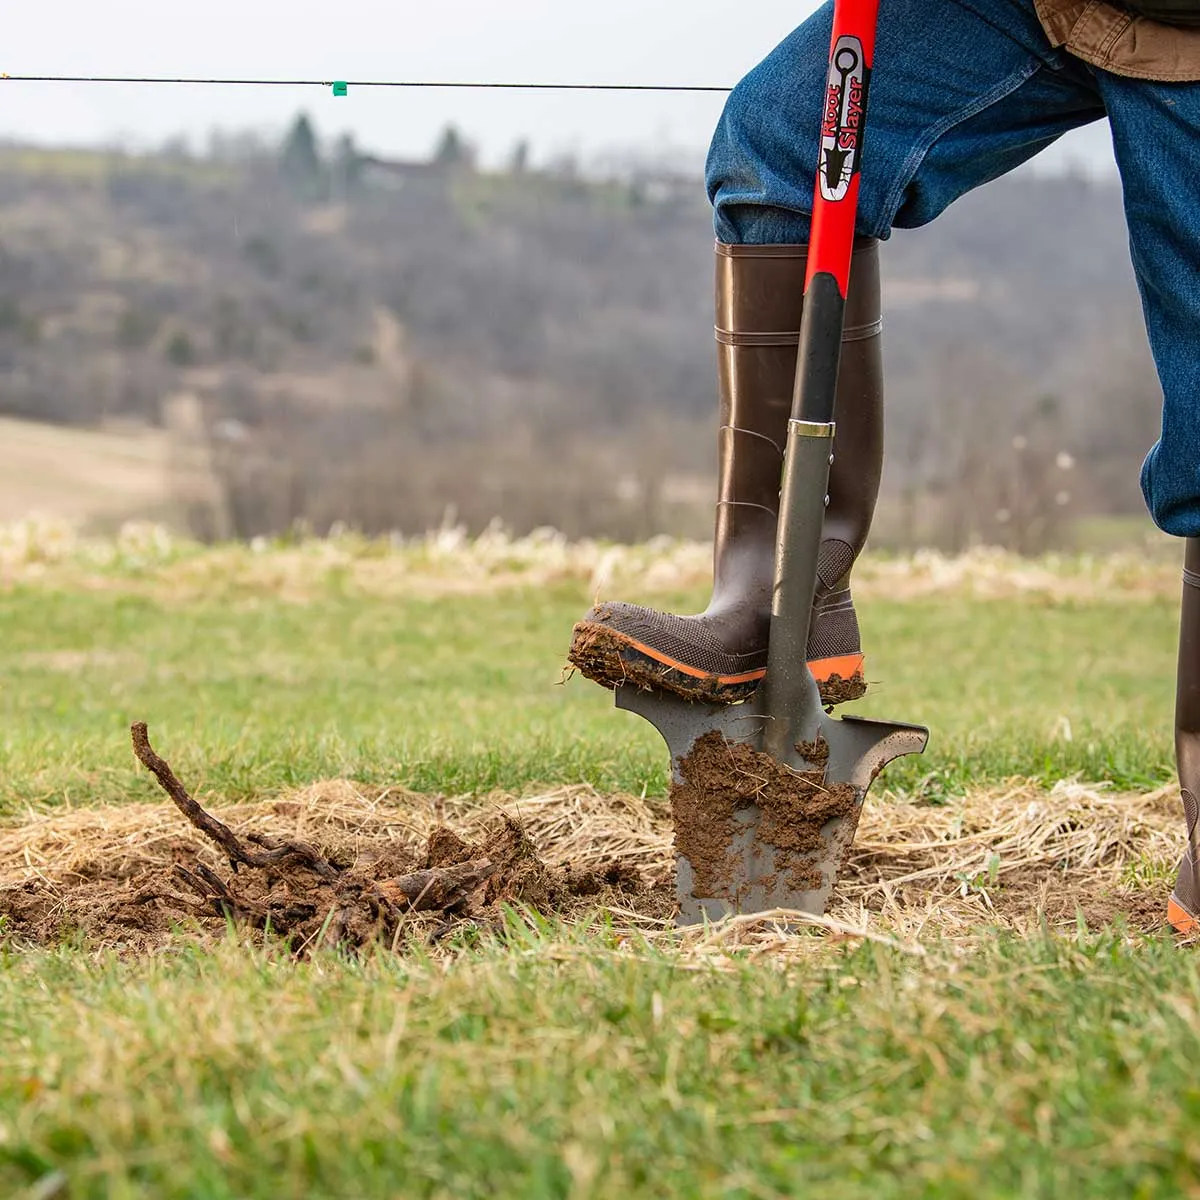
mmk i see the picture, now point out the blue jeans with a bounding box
[706,0,1200,537]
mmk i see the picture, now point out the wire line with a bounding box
[0,74,732,93]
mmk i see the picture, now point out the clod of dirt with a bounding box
[671,731,858,901]
[568,622,728,703]
[424,826,475,869]
[815,673,867,707]
[0,724,660,955]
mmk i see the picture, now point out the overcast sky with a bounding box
[2,0,1117,174]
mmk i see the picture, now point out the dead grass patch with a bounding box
[0,519,1187,604]
[0,770,1182,957]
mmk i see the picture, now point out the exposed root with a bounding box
[0,723,655,956]
[132,722,340,881]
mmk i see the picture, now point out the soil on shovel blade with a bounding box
[671,731,858,901]
[0,724,670,955]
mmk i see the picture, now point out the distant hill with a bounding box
[0,134,1161,549]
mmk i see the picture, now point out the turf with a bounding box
[5,932,1200,1198]
[0,580,1179,816]
[0,542,1193,1197]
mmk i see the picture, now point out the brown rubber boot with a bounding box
[568,239,884,706]
[1168,538,1200,935]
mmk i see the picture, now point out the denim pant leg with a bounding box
[1099,73,1200,537]
[707,0,1104,245]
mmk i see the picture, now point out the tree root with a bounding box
[132,722,340,880]
[130,721,497,951]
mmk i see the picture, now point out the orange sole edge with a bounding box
[1169,896,1199,936]
[594,626,864,688]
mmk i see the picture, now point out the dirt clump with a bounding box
[567,622,728,703]
[671,731,859,902]
[669,732,743,896]
[0,725,658,955]
[815,672,868,707]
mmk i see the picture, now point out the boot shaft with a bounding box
[566,241,883,708]
[1178,537,1200,841]
[711,240,884,598]
[1170,538,1200,931]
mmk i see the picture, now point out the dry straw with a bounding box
[0,517,1186,603]
[1,773,1182,957]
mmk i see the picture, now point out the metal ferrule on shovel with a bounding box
[615,0,929,925]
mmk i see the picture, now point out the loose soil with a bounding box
[0,813,662,956]
[0,726,671,956]
[671,731,858,901]
[816,672,868,707]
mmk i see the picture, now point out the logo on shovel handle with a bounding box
[819,36,870,204]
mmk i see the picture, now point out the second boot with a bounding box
[1169,538,1200,935]
[567,238,884,706]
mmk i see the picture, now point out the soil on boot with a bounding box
[569,622,740,702]
[670,731,859,902]
[569,621,866,707]
[814,672,868,707]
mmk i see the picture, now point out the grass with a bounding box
[0,573,1180,816]
[5,931,1200,1198]
[0,534,1195,1197]
[0,146,236,186]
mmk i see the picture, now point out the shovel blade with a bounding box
[615,687,927,925]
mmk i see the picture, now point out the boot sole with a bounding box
[1169,894,1199,937]
[568,620,866,707]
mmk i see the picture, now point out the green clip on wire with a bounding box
[332,81,348,97]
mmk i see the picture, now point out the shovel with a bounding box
[615,0,929,924]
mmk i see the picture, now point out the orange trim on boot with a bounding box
[599,629,864,691]
[807,652,865,683]
[1168,895,1199,936]
[606,632,767,686]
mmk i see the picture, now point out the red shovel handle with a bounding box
[806,0,879,298]
[791,0,880,425]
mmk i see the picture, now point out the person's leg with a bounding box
[568,0,1106,705]
[708,0,1105,245]
[1097,70,1200,931]
[1096,72,1200,539]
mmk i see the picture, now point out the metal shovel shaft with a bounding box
[761,420,835,762]
[761,1,880,765]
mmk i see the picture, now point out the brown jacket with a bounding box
[1036,0,1200,79]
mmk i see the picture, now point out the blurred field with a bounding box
[1,530,1197,1197]
[0,417,172,527]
